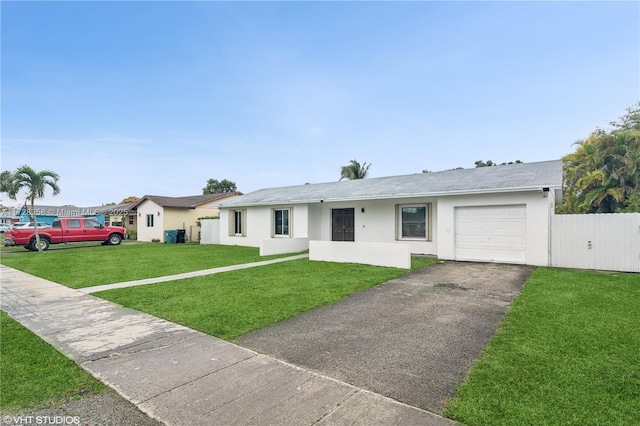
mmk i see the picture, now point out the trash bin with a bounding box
[176,229,186,244]
[164,230,178,244]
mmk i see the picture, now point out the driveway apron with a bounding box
[239,261,534,413]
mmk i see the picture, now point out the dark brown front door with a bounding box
[332,208,355,241]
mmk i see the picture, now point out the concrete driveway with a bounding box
[238,261,534,414]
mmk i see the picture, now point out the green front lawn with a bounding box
[443,267,640,426]
[0,311,107,413]
[0,243,298,288]
[96,257,437,341]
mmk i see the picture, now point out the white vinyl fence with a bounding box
[551,213,640,273]
[200,219,220,245]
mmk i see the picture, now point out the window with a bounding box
[84,219,102,229]
[273,208,291,237]
[146,214,154,227]
[228,209,246,236]
[397,204,430,240]
[67,219,81,228]
[234,211,242,234]
[128,216,134,225]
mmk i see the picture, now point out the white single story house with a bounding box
[217,160,562,267]
[133,193,240,242]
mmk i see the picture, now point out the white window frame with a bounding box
[396,204,431,241]
[146,214,154,227]
[272,207,292,238]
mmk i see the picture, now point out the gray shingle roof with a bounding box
[219,160,562,207]
[134,193,241,209]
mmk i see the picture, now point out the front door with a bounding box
[332,208,355,241]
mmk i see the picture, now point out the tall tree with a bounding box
[6,165,61,252]
[475,160,522,167]
[0,170,15,195]
[560,103,640,213]
[610,102,640,131]
[340,160,371,181]
[203,179,237,194]
[120,196,140,204]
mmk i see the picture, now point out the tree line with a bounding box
[3,103,638,221]
[559,102,640,213]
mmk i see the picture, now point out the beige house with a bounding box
[133,193,240,242]
[101,203,137,232]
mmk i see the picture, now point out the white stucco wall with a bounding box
[312,198,438,255]
[136,200,165,242]
[221,199,437,254]
[310,241,411,269]
[436,191,555,266]
[261,238,309,256]
[220,190,556,265]
[220,204,310,248]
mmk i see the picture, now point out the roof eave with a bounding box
[218,185,561,208]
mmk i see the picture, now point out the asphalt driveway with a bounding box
[238,261,534,414]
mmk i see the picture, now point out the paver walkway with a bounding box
[0,265,459,426]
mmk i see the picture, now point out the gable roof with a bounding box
[219,160,562,208]
[133,193,241,209]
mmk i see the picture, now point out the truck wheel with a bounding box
[30,238,50,251]
[108,234,122,245]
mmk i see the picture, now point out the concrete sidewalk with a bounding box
[0,265,458,426]
[80,253,309,294]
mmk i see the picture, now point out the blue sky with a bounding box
[2,1,638,207]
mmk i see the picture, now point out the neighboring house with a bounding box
[17,205,103,225]
[100,203,137,231]
[217,160,563,266]
[0,209,21,226]
[15,204,137,227]
[133,193,241,242]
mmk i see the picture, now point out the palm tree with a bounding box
[0,170,16,195]
[562,128,640,213]
[8,165,60,252]
[340,160,372,181]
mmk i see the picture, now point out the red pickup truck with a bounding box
[4,217,127,251]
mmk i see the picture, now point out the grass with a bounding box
[96,257,437,341]
[0,311,107,413]
[443,267,640,426]
[0,248,435,412]
[0,243,298,288]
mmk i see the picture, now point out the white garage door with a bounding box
[455,205,527,263]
